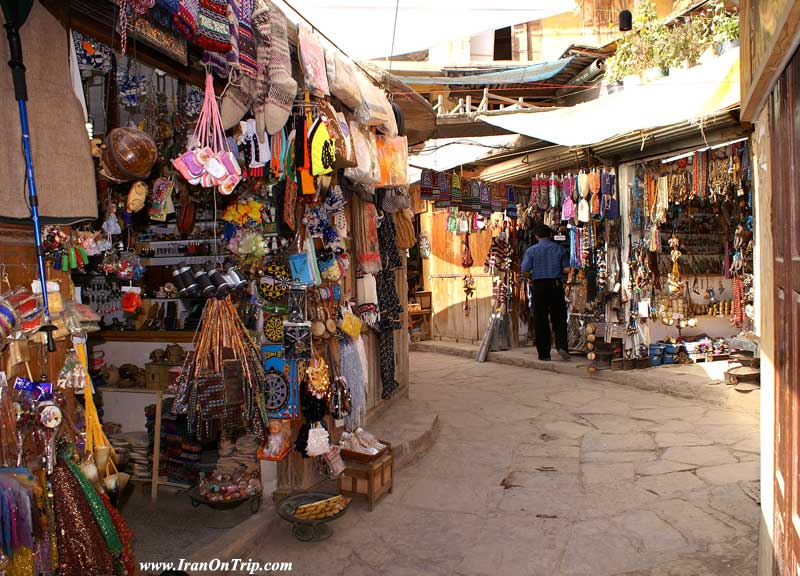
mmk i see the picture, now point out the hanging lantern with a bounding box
[619,9,633,31]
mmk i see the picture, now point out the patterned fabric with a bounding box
[506,184,518,219]
[479,181,491,215]
[435,171,450,208]
[420,169,433,201]
[174,0,199,40]
[237,0,258,77]
[378,215,403,271]
[490,183,504,213]
[450,172,462,206]
[263,0,297,134]
[377,328,397,399]
[376,216,402,400]
[202,0,241,75]
[196,0,232,53]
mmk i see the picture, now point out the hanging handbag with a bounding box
[340,306,363,339]
[306,424,331,457]
[289,252,314,286]
[171,73,241,195]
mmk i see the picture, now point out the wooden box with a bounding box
[415,291,432,311]
[145,363,176,390]
[337,452,393,511]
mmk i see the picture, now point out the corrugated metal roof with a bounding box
[397,57,573,86]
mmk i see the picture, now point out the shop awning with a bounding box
[407,134,533,183]
[396,58,573,86]
[477,47,741,147]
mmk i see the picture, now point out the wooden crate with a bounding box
[145,363,177,390]
[337,452,393,511]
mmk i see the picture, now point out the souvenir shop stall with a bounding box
[520,168,623,354]
[500,139,755,372]
[413,168,528,348]
[611,139,756,371]
[0,0,419,562]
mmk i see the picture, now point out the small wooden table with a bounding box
[337,452,394,511]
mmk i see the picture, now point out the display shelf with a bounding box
[100,387,176,395]
[140,255,220,266]
[91,330,196,343]
[138,238,223,247]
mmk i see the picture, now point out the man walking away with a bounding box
[520,224,571,361]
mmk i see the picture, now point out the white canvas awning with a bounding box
[407,134,532,183]
[477,48,741,147]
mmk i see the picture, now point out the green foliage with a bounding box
[603,0,738,83]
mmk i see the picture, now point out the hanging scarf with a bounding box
[63,458,122,560]
[450,173,462,206]
[479,181,491,215]
[352,195,382,273]
[341,338,367,430]
[52,459,117,576]
[435,171,450,208]
[548,175,559,209]
[561,175,576,220]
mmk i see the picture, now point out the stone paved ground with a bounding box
[239,351,760,576]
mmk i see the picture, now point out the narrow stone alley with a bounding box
[237,351,760,576]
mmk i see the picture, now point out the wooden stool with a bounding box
[337,452,394,511]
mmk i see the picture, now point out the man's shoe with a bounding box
[539,357,551,361]
[557,349,571,361]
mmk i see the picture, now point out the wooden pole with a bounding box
[150,390,163,502]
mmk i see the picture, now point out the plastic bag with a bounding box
[375,135,408,186]
[344,122,380,184]
[298,26,330,96]
[328,50,363,110]
[355,72,392,127]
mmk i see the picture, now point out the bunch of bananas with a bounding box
[293,495,350,521]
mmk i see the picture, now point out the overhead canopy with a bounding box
[407,134,533,183]
[477,48,741,147]
[274,0,574,60]
[397,58,573,86]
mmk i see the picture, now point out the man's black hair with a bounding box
[535,223,552,239]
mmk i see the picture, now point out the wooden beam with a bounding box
[740,0,800,122]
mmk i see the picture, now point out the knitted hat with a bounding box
[174,0,199,39]
[195,0,232,54]
[238,0,258,78]
[263,0,297,134]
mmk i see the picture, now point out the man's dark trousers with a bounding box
[532,278,568,360]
